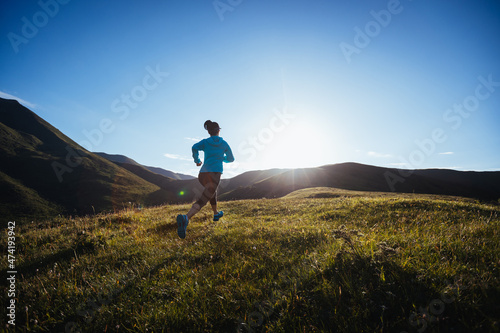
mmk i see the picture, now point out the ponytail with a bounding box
[204,120,213,131]
[204,120,220,136]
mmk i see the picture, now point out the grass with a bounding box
[1,189,499,332]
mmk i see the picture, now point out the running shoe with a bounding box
[213,211,224,222]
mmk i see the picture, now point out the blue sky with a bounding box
[1,0,499,177]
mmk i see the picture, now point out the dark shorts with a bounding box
[195,172,222,207]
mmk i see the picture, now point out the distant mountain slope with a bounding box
[218,168,289,197]
[0,170,61,218]
[94,152,140,166]
[145,166,195,180]
[95,152,195,180]
[0,98,164,217]
[219,163,500,202]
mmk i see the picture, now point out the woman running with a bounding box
[177,120,234,238]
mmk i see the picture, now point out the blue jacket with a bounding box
[192,136,234,173]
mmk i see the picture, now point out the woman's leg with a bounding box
[178,172,221,238]
[187,172,221,218]
[210,188,218,214]
[187,203,201,219]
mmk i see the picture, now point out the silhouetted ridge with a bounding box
[95,152,195,180]
[1,97,499,220]
[0,98,163,218]
[218,163,500,202]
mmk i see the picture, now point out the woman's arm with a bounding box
[223,143,235,163]
[192,140,204,164]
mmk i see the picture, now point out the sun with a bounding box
[258,118,327,170]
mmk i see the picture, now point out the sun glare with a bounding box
[259,118,328,169]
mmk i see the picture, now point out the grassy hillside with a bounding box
[0,98,164,217]
[2,189,498,332]
[0,170,62,218]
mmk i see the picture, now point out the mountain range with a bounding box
[1,97,499,220]
[94,152,194,180]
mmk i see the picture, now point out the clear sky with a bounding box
[1,0,499,177]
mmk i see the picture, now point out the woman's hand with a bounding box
[196,162,202,167]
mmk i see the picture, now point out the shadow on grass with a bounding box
[149,221,178,235]
[261,252,473,333]
[3,234,102,279]
[235,226,477,332]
